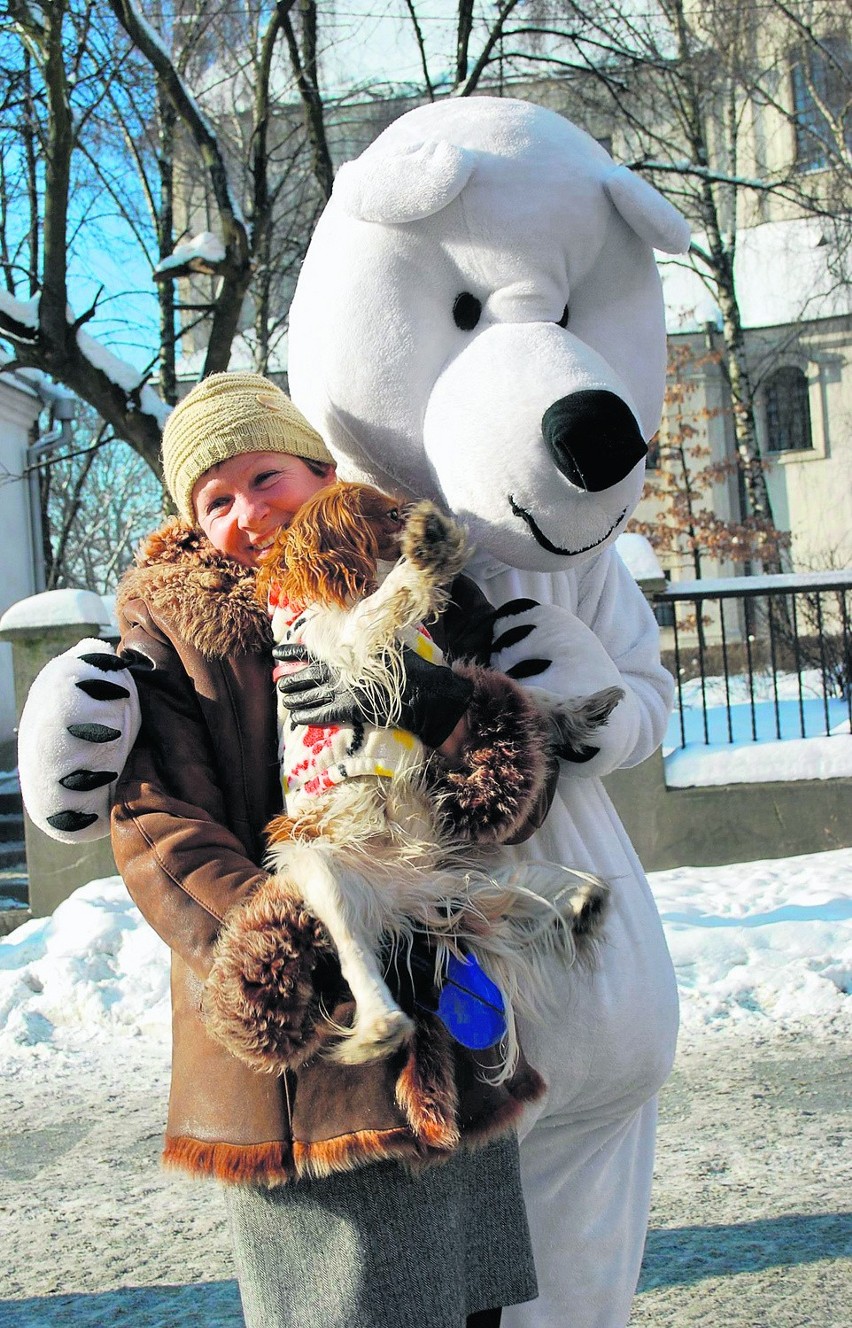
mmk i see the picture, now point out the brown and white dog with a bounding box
[252,482,620,1073]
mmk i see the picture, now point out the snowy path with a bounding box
[0,1034,848,1327]
[1,847,850,1325]
[635,1037,851,1327]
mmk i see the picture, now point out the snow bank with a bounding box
[1,848,850,1063]
[0,878,169,1054]
[666,732,852,786]
[665,669,852,784]
[650,847,852,1039]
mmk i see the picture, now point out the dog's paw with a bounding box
[402,502,468,580]
[326,1007,415,1065]
[549,686,624,761]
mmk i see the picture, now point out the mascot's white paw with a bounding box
[490,599,638,773]
[18,639,141,843]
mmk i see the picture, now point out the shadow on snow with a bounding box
[639,1212,852,1290]
[0,1279,244,1326]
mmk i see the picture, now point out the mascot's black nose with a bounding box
[541,390,648,492]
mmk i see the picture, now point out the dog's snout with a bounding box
[541,390,648,492]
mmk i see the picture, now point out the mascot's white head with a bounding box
[288,97,689,573]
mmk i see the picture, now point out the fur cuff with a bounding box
[432,663,553,843]
[204,879,333,1073]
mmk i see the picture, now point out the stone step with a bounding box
[0,863,29,934]
[0,811,25,845]
[0,841,26,870]
[0,906,30,938]
[0,790,22,818]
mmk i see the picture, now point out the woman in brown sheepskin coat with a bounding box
[101,374,561,1328]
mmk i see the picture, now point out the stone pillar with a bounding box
[0,590,119,917]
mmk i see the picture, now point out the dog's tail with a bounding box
[422,861,609,1082]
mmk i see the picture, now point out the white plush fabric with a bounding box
[288,96,687,1328]
[18,639,140,844]
[289,97,689,575]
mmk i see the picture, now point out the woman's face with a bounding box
[193,451,335,567]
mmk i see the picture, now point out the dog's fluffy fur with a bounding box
[253,483,619,1076]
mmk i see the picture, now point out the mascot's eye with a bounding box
[557,304,569,329]
[453,292,482,331]
[386,507,399,521]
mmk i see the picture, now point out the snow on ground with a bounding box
[664,668,852,785]
[1,847,850,1068]
[0,851,850,1326]
[0,877,170,1059]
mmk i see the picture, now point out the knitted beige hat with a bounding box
[162,371,334,520]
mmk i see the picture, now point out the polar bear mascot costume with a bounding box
[288,97,689,1328]
[20,97,689,1328]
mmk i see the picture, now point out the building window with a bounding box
[764,366,813,453]
[791,37,852,171]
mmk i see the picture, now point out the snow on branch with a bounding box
[153,231,227,281]
[0,290,41,342]
[75,327,171,428]
[0,286,171,437]
[630,159,775,192]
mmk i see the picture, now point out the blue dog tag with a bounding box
[436,952,507,1051]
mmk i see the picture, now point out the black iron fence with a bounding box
[652,571,852,751]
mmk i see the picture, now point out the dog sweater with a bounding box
[269,596,443,813]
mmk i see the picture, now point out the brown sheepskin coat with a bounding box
[111,519,551,1187]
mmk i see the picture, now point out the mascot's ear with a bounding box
[604,166,691,255]
[334,139,476,224]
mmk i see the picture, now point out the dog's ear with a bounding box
[255,526,290,608]
[282,483,382,608]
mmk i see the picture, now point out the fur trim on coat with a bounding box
[118,518,272,659]
[115,518,549,1187]
[204,880,334,1071]
[434,662,555,844]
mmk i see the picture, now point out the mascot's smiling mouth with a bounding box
[509,497,628,557]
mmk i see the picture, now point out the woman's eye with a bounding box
[557,304,569,328]
[453,291,482,331]
[207,497,229,515]
[256,470,280,485]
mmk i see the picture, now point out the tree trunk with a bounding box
[157,85,177,405]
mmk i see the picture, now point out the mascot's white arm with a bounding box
[18,640,141,842]
[491,550,673,778]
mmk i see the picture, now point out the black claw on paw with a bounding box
[77,652,129,673]
[493,598,539,620]
[59,769,117,791]
[66,723,121,743]
[505,658,552,680]
[75,679,131,701]
[47,810,99,833]
[492,622,536,653]
[561,743,600,764]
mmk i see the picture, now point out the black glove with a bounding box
[273,642,474,749]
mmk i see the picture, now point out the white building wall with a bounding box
[0,374,41,744]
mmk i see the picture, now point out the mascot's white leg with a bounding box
[497,781,679,1328]
[505,1099,659,1328]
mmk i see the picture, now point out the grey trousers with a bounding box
[223,1138,537,1328]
